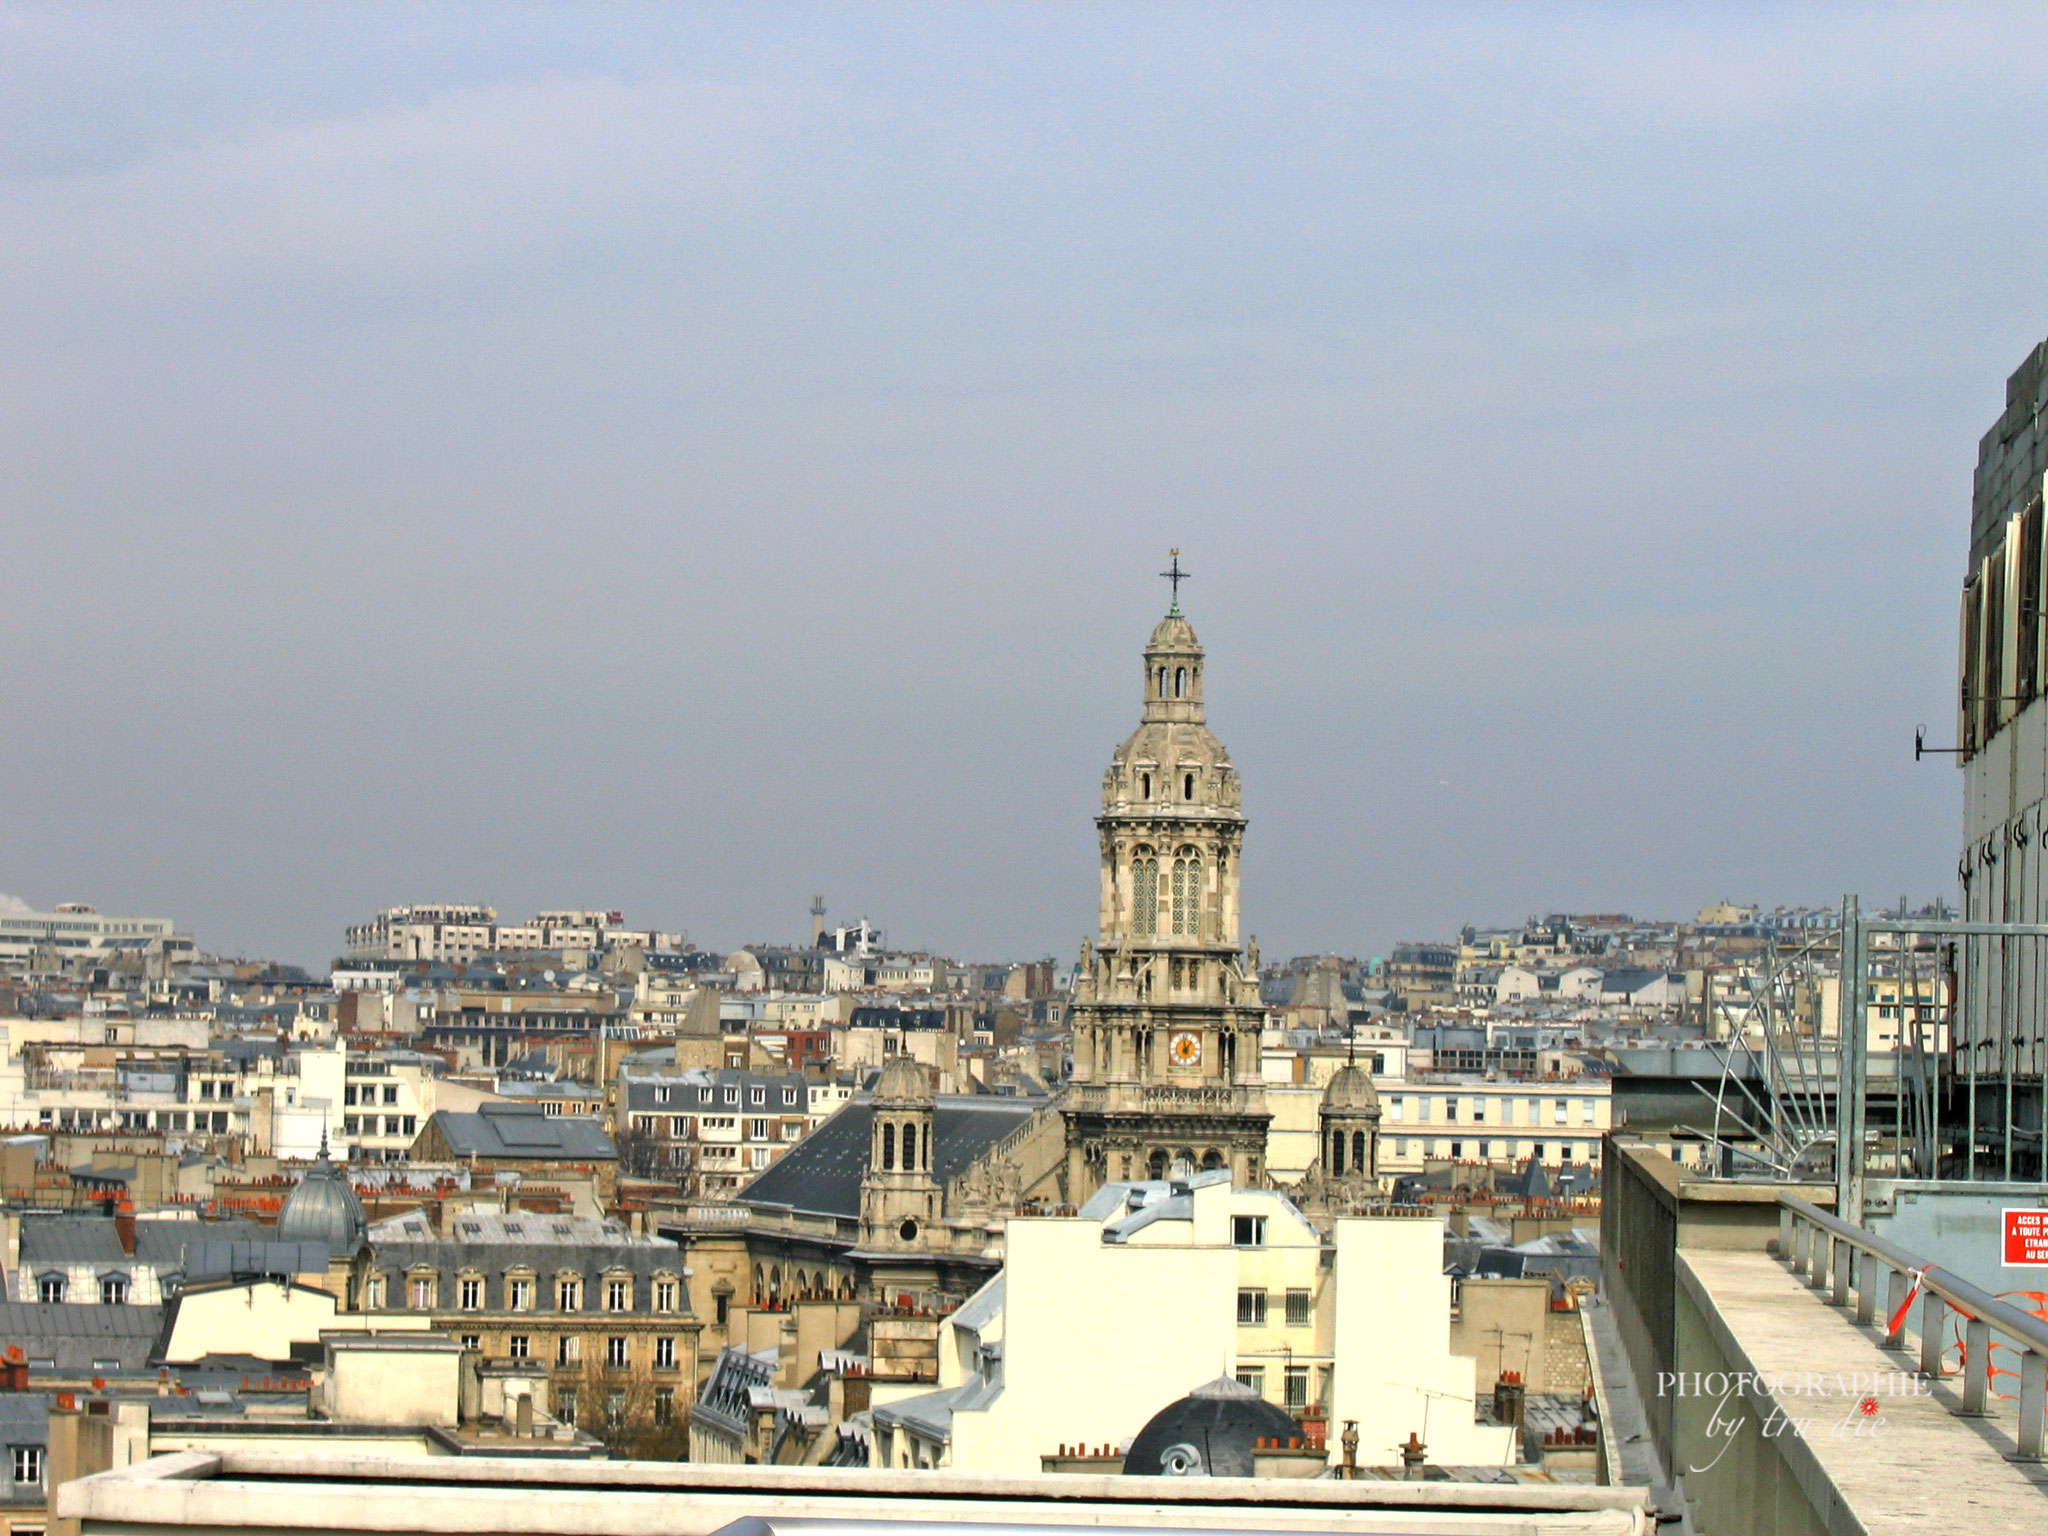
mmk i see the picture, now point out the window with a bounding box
[12,1446,43,1486]
[1132,854,1158,936]
[508,1334,530,1360]
[605,1389,626,1429]
[882,1122,896,1171]
[401,1115,416,1135]
[557,1335,580,1365]
[1389,1097,1404,1122]
[606,1335,629,1367]
[654,1335,676,1369]
[1171,851,1202,936]
[1236,1288,1267,1326]
[654,1279,677,1313]
[343,1116,360,1135]
[605,1279,630,1311]
[99,1274,128,1306]
[1582,1098,1597,1125]
[508,1277,533,1311]
[460,1277,482,1310]
[460,1334,480,1351]
[1284,1364,1310,1409]
[365,1275,386,1309]
[382,1084,399,1105]
[1231,1214,1265,1247]
[36,1276,64,1305]
[409,1276,435,1309]
[557,1277,581,1311]
[1183,771,1195,799]
[556,1388,576,1423]
[1554,1099,1568,1124]
[1445,1098,1459,1123]
[654,1086,670,1104]
[750,1118,769,1140]
[1471,1098,1486,1123]
[1285,1288,1311,1328]
[1234,1366,1264,1396]
[653,1387,674,1426]
[1395,1137,1408,1157]
[344,1085,358,1106]
[1450,1141,1463,1159]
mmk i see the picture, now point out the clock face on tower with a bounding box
[1168,1030,1201,1067]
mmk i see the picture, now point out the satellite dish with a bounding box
[544,970,556,982]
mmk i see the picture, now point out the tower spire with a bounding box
[1159,549,1190,615]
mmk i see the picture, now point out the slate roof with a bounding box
[0,1303,164,1377]
[739,1095,1037,1219]
[870,1371,1003,1440]
[427,1103,617,1161]
[621,1068,807,1115]
[365,1209,685,1314]
[19,1214,267,1270]
[949,1275,1004,1335]
[0,1395,49,1504]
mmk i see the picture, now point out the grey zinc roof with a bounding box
[949,1275,1003,1336]
[19,1214,267,1270]
[364,1210,686,1315]
[429,1104,617,1160]
[739,1095,1036,1219]
[871,1372,1004,1441]
[0,1303,163,1376]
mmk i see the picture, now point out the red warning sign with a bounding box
[2004,1209,2048,1266]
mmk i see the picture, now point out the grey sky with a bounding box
[2,5,2037,967]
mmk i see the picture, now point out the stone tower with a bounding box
[1317,1060,1381,1189]
[859,1055,941,1254]
[1059,586,1271,1200]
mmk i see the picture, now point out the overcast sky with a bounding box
[3,5,2040,967]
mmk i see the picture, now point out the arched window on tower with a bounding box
[882,1121,896,1172]
[1156,666,1168,697]
[1133,853,1159,936]
[1171,851,1202,936]
[902,1123,918,1171]
[1330,1130,1345,1176]
[1352,1130,1367,1170]
[1140,772,1151,800]
[1175,666,1187,697]
[1183,772,1195,800]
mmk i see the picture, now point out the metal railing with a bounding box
[1778,1192,2048,1460]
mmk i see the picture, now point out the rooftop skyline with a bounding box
[6,6,2034,967]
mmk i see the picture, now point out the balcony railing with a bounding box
[1778,1191,2048,1459]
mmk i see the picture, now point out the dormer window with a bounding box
[1183,772,1195,800]
[1140,772,1151,800]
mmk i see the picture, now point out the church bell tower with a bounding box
[1059,556,1271,1199]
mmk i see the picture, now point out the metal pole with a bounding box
[1839,896,1867,1224]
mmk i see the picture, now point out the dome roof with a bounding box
[872,1054,931,1106]
[1146,612,1201,654]
[1322,1061,1380,1114]
[1122,1376,1304,1477]
[276,1140,366,1255]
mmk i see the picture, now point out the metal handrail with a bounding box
[1778,1192,2048,1459]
